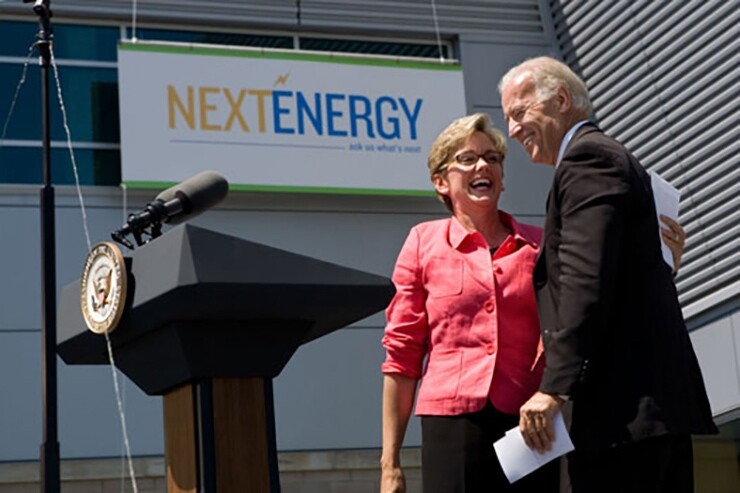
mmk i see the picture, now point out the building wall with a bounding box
[547,0,739,319]
[689,302,740,421]
[0,0,555,463]
[0,451,422,493]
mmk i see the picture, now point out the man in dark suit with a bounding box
[497,56,717,492]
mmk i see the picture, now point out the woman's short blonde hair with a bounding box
[427,113,507,211]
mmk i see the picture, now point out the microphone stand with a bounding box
[24,0,60,491]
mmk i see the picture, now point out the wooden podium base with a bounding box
[163,378,278,493]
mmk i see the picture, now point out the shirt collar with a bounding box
[556,120,590,167]
[448,211,538,250]
[501,211,539,247]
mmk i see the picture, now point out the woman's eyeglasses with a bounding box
[452,151,503,167]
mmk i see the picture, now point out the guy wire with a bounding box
[49,43,140,492]
[429,0,446,63]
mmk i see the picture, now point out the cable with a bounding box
[131,0,138,42]
[0,46,34,149]
[50,43,139,492]
[50,46,92,251]
[429,0,446,62]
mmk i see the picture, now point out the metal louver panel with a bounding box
[1,1,544,37]
[0,1,299,28]
[300,0,543,35]
[549,0,739,318]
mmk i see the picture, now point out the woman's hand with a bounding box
[380,374,417,493]
[659,215,686,272]
[380,463,406,493]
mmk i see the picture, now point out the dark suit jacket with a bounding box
[534,123,717,451]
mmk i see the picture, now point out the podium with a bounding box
[57,225,395,492]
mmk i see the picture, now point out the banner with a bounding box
[117,42,466,195]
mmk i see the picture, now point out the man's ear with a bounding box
[556,86,572,113]
[432,173,449,196]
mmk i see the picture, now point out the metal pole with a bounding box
[26,0,61,490]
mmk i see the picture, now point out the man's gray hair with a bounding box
[498,56,593,115]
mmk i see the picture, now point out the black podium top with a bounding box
[57,224,395,395]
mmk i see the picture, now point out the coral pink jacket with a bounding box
[381,212,544,416]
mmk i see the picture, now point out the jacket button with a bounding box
[484,300,494,312]
[486,343,495,355]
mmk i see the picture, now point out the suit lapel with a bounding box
[533,240,547,288]
[534,190,551,265]
[534,188,555,288]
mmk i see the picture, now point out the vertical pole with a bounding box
[30,0,60,491]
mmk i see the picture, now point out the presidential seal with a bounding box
[80,242,128,334]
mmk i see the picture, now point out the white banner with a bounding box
[117,42,467,194]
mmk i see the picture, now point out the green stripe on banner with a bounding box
[118,42,462,71]
[123,181,437,197]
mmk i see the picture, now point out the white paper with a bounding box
[650,172,681,267]
[493,411,574,484]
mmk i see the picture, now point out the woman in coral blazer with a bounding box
[380,113,557,493]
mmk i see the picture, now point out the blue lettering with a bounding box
[348,95,375,139]
[325,93,348,137]
[272,91,295,134]
[271,91,421,141]
[296,91,323,136]
[375,96,400,140]
[399,98,423,140]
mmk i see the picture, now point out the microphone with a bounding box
[153,170,229,225]
[112,171,229,249]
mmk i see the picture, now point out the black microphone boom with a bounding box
[112,171,229,249]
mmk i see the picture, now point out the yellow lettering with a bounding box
[223,88,249,132]
[167,85,195,129]
[249,89,272,133]
[199,87,222,131]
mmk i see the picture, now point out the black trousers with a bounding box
[421,402,560,493]
[568,433,694,493]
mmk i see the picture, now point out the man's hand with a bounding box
[519,391,564,453]
[380,464,406,493]
[659,214,686,272]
